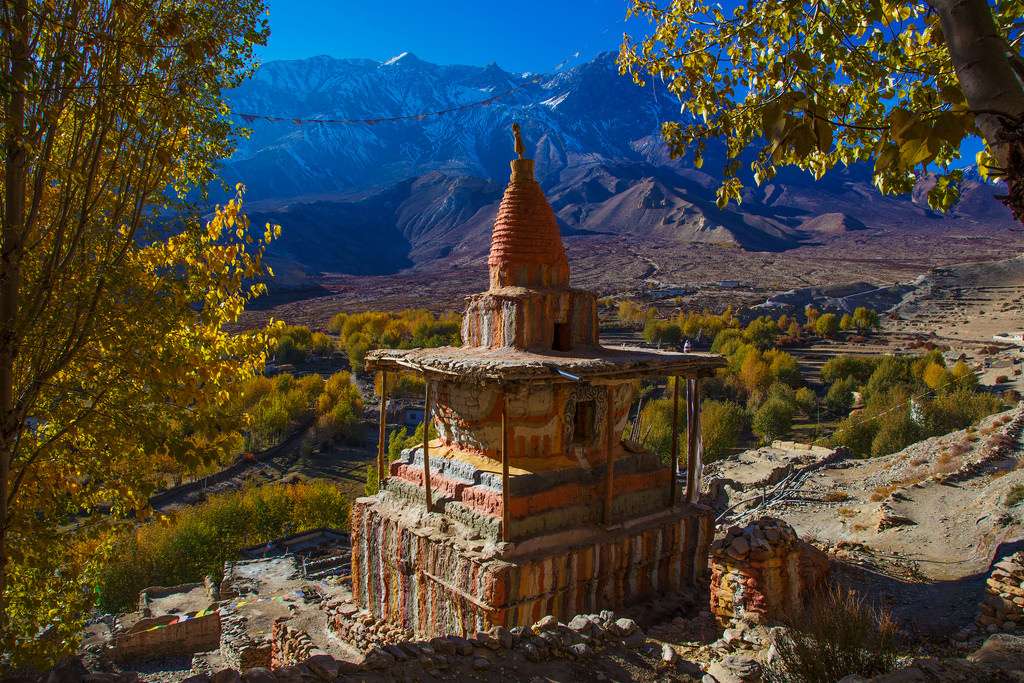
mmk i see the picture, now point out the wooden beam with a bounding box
[501,390,510,542]
[423,380,433,511]
[685,377,701,503]
[669,376,680,507]
[604,387,615,526]
[377,371,388,486]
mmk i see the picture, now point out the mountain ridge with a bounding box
[222,52,1018,283]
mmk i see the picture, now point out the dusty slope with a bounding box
[712,405,1024,636]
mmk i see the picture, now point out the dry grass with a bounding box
[1006,484,1024,507]
[837,507,857,518]
[764,587,900,683]
[852,522,869,532]
[909,455,928,466]
[870,485,898,502]
[824,491,850,502]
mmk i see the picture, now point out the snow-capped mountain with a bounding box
[223,51,677,199]
[223,52,1018,280]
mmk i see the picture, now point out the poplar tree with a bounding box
[0,0,275,664]
[620,0,1024,219]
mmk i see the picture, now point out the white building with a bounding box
[993,331,1024,346]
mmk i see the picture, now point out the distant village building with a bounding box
[385,400,425,429]
[717,279,741,289]
[352,126,725,638]
[993,331,1024,347]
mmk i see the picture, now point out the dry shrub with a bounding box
[1006,484,1024,508]
[936,450,953,466]
[851,523,869,532]
[870,485,896,502]
[837,507,857,518]
[764,586,900,683]
[909,456,928,466]
[824,491,850,502]
[948,442,969,457]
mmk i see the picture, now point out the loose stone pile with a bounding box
[355,611,650,673]
[708,517,829,626]
[270,620,327,668]
[322,598,414,652]
[978,551,1024,632]
[219,609,271,670]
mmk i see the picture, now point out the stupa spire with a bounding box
[487,123,570,290]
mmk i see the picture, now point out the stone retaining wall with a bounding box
[978,551,1024,631]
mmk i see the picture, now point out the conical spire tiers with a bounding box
[487,126,569,290]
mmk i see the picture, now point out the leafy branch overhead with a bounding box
[618,0,1024,214]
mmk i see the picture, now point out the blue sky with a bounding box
[257,0,634,73]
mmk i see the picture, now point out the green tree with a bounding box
[839,314,854,332]
[795,387,818,415]
[620,0,1024,220]
[644,319,682,347]
[0,0,271,665]
[744,316,780,349]
[752,398,794,444]
[832,414,879,458]
[825,378,857,415]
[852,307,881,332]
[815,313,840,339]
[696,400,749,462]
[871,409,921,457]
[821,356,879,386]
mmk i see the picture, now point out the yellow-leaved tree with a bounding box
[0,0,277,666]
[619,0,1024,219]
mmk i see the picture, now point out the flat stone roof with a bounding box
[365,345,724,382]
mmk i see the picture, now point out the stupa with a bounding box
[353,124,725,638]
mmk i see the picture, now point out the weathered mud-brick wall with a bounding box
[351,497,714,639]
[111,611,221,663]
[709,517,828,626]
[978,551,1024,631]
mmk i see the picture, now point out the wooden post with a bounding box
[669,376,680,507]
[501,390,510,542]
[604,387,615,526]
[423,380,432,511]
[377,372,389,485]
[685,377,701,503]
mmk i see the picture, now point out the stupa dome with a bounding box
[487,123,569,290]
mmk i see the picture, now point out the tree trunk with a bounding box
[931,0,1024,221]
[0,0,30,640]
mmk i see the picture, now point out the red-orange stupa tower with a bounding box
[353,124,724,637]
